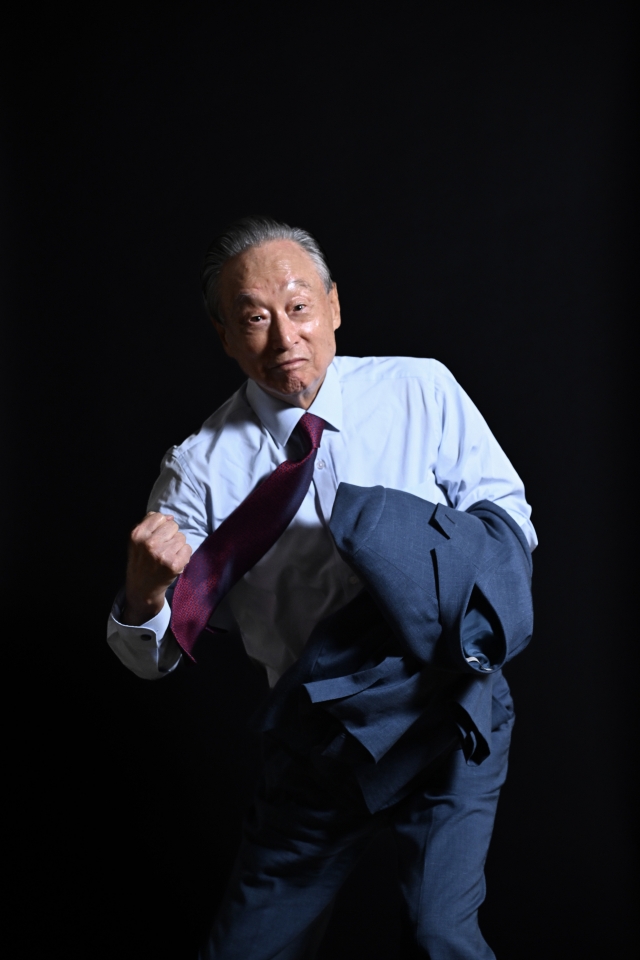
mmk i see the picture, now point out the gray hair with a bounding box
[201,215,333,322]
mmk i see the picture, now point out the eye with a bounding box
[293,303,306,312]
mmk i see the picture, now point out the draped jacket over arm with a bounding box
[255,483,534,814]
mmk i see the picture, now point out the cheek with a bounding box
[318,323,338,354]
[303,316,336,347]
[227,332,264,363]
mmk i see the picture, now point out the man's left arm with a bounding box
[432,361,537,551]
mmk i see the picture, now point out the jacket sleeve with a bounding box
[329,484,533,674]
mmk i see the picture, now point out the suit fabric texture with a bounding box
[201,485,533,960]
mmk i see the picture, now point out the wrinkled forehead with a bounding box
[219,239,324,304]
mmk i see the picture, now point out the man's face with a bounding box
[214,239,341,409]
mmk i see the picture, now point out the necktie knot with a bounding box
[298,412,325,452]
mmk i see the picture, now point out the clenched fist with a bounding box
[123,512,192,626]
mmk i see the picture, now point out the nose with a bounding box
[269,310,299,350]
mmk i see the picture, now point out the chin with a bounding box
[267,374,308,397]
[262,373,319,406]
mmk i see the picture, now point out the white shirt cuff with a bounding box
[106,590,181,680]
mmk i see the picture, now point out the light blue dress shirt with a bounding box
[107,356,537,685]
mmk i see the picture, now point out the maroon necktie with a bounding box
[171,412,326,660]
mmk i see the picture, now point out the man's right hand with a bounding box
[122,512,192,626]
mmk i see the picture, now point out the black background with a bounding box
[5,3,636,958]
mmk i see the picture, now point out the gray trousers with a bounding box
[200,685,514,960]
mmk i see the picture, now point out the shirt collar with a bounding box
[245,361,343,448]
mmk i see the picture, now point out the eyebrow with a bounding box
[233,292,260,307]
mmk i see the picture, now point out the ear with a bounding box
[329,283,342,331]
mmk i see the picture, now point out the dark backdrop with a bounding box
[5,3,635,958]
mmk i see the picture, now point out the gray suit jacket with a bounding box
[255,484,533,813]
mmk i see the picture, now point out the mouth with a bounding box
[271,358,307,371]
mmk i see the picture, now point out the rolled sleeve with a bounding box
[433,363,538,551]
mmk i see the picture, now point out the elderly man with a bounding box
[108,216,536,959]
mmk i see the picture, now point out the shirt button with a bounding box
[316,459,326,470]
[349,575,359,585]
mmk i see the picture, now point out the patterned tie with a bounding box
[171,412,326,660]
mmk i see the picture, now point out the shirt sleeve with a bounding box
[106,447,211,678]
[432,361,538,551]
[107,589,181,680]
